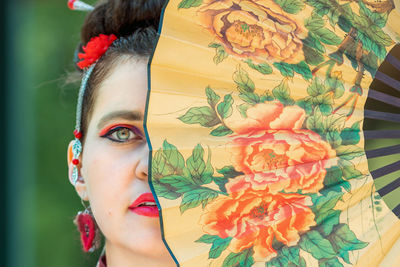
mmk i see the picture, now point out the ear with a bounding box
[67,140,89,201]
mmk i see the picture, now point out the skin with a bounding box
[67,57,176,267]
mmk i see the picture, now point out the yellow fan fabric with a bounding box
[147,0,400,266]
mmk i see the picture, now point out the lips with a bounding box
[129,192,159,217]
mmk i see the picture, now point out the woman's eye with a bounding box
[105,127,139,143]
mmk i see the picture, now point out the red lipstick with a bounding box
[129,193,159,217]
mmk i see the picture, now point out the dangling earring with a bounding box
[74,203,100,252]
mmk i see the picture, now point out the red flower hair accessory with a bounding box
[77,34,118,69]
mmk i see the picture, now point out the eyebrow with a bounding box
[97,110,143,130]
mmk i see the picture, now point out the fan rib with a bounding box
[370,160,400,179]
[365,109,400,123]
[377,177,400,197]
[368,89,400,108]
[386,54,400,71]
[393,203,400,218]
[374,71,400,92]
[366,144,400,158]
[364,130,400,139]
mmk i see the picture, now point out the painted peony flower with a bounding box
[200,176,316,261]
[227,102,337,194]
[198,0,306,63]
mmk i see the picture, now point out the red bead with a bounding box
[74,130,82,139]
[72,159,80,165]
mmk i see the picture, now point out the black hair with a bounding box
[74,0,165,139]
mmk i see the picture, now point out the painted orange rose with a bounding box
[227,102,337,194]
[198,0,306,63]
[200,176,316,261]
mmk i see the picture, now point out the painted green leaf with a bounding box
[303,45,325,66]
[179,106,220,127]
[319,210,341,236]
[152,149,174,178]
[328,224,369,263]
[319,257,343,267]
[305,13,325,32]
[213,176,229,193]
[160,175,196,193]
[340,121,360,145]
[296,100,312,115]
[336,145,364,160]
[362,52,379,76]
[205,86,220,108]
[327,8,340,27]
[273,62,294,77]
[323,165,351,193]
[318,102,333,115]
[178,0,202,8]
[208,43,220,49]
[359,2,388,28]
[338,16,351,33]
[162,140,186,173]
[214,45,229,64]
[180,188,218,213]
[210,125,233,136]
[339,159,363,180]
[292,61,312,80]
[152,180,182,200]
[217,165,244,179]
[307,77,327,97]
[306,106,324,133]
[312,191,343,223]
[313,28,342,45]
[322,113,346,132]
[272,80,294,105]
[186,144,210,184]
[325,76,345,99]
[274,0,304,14]
[266,257,285,267]
[306,0,330,16]
[233,65,255,93]
[367,25,393,47]
[280,246,300,265]
[326,130,342,148]
[222,248,254,267]
[204,146,214,177]
[196,234,219,244]
[302,33,325,53]
[209,236,232,259]
[238,103,251,117]
[196,235,232,259]
[245,59,273,74]
[217,94,233,119]
[239,92,260,104]
[299,230,337,259]
[260,91,274,102]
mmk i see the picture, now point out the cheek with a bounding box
[81,144,131,231]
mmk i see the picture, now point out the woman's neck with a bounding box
[105,240,175,267]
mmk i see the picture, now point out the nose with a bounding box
[135,142,149,180]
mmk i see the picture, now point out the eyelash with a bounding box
[100,125,143,143]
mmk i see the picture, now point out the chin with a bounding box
[117,219,167,255]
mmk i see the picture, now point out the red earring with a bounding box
[74,206,100,252]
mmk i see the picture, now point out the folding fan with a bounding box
[145,0,400,266]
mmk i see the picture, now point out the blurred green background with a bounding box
[5,0,100,266]
[2,1,399,267]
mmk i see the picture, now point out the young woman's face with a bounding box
[68,58,171,260]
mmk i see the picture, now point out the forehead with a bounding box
[92,59,148,119]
